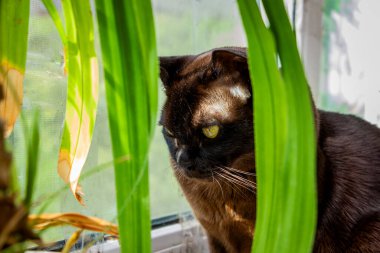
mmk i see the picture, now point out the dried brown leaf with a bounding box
[29,213,118,236]
[0,61,23,138]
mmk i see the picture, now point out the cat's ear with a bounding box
[211,48,247,68]
[211,48,252,103]
[210,48,249,82]
[159,56,190,90]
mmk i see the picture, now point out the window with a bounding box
[12,0,247,247]
[319,0,380,126]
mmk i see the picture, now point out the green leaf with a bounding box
[236,0,317,252]
[24,112,40,208]
[42,0,99,204]
[262,1,317,251]
[0,0,30,137]
[40,0,66,44]
[95,0,158,252]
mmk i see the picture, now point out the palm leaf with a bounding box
[237,0,317,252]
[95,0,158,252]
[0,0,30,137]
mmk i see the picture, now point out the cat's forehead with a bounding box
[162,49,251,131]
[193,82,250,125]
[164,79,250,131]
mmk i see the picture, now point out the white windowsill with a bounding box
[27,219,209,253]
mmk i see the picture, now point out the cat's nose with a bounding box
[176,147,193,169]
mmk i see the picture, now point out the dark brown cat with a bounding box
[159,47,380,253]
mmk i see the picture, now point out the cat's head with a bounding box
[159,47,255,180]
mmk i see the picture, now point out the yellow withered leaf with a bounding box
[61,229,83,253]
[57,147,85,204]
[29,213,118,236]
[0,61,23,138]
[57,57,99,205]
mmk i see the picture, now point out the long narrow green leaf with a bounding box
[95,0,158,252]
[262,0,317,251]
[236,0,317,252]
[24,112,40,207]
[0,0,30,137]
[40,0,66,44]
[46,0,99,204]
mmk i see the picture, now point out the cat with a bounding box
[159,47,380,253]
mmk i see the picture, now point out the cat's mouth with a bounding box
[172,153,256,181]
[179,166,256,192]
[172,162,217,181]
[182,168,214,180]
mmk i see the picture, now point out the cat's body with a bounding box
[159,47,380,253]
[314,111,380,252]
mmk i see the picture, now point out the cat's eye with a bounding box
[202,125,219,139]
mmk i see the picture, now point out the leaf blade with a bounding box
[95,0,158,251]
[236,0,317,252]
[262,0,317,251]
[0,0,30,137]
[54,0,99,204]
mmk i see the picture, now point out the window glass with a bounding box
[152,0,246,218]
[10,0,246,243]
[320,0,380,126]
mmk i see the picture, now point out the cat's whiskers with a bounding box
[222,174,255,194]
[173,161,255,198]
[199,181,214,198]
[211,170,224,200]
[215,177,225,200]
[225,176,256,193]
[220,166,257,186]
[216,166,256,194]
[215,171,243,191]
[221,165,256,176]
[221,169,256,189]
[215,171,249,199]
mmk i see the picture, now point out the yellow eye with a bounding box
[202,125,219,139]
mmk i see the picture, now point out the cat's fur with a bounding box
[159,47,380,253]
